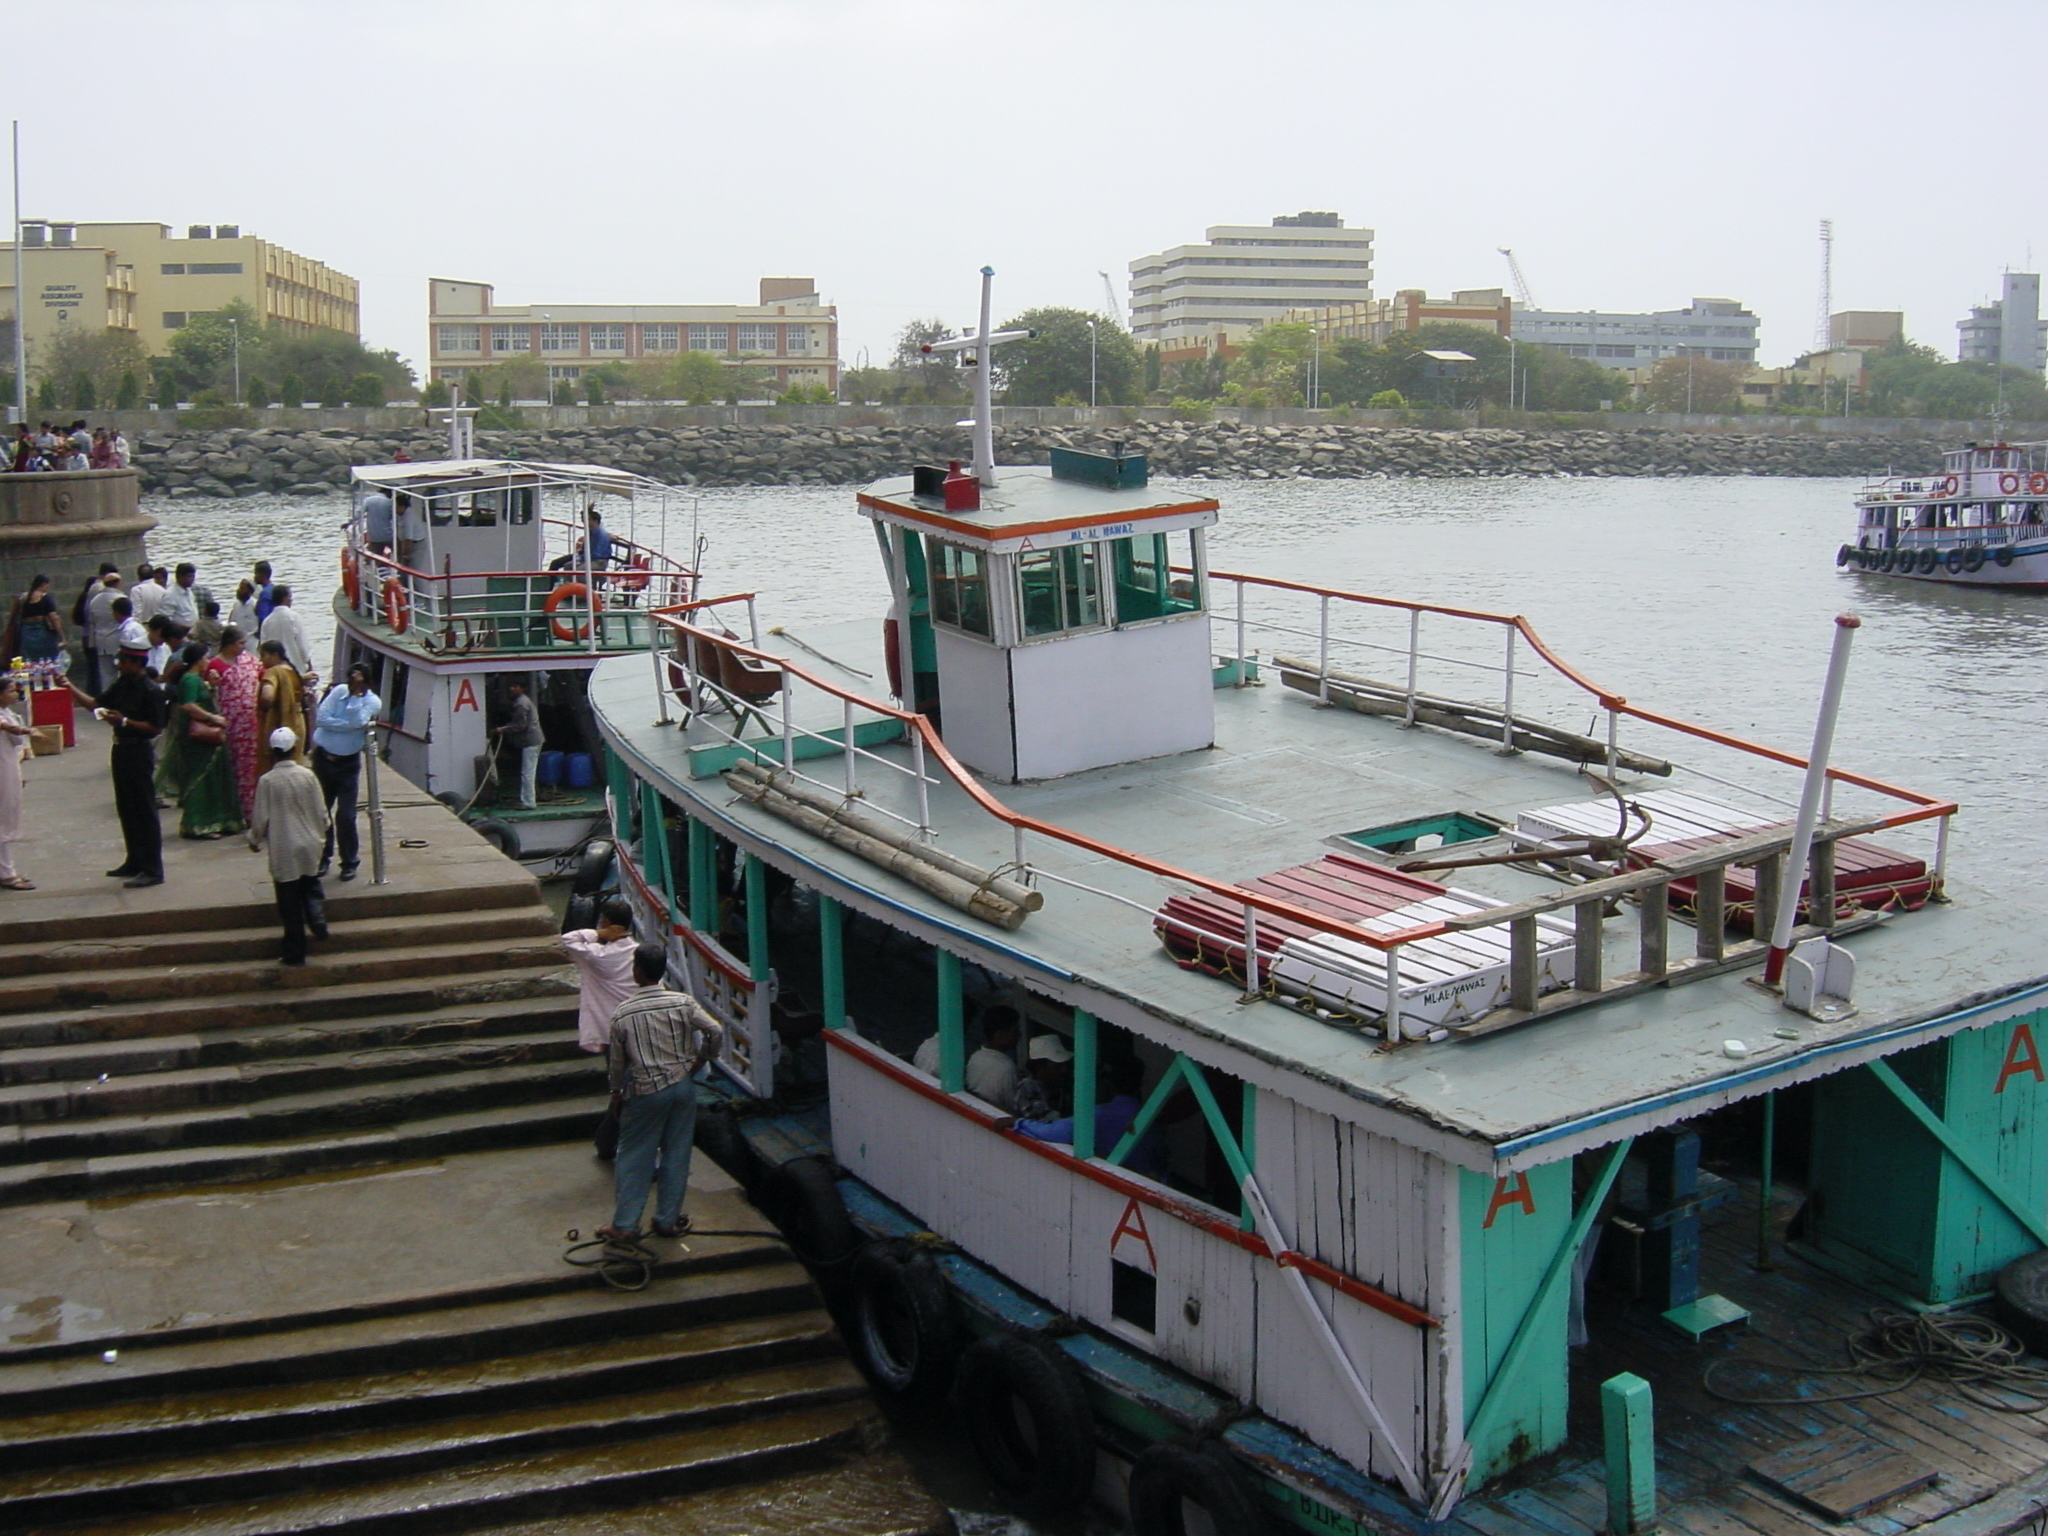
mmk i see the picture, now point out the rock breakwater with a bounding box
[130,420,1941,497]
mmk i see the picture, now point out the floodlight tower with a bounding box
[1814,219,1834,352]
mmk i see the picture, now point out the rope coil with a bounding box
[1705,1307,2048,1412]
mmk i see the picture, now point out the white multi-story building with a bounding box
[1957,273,2045,373]
[1129,212,1374,358]
[1513,298,1758,386]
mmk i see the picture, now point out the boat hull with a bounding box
[1841,540,2048,588]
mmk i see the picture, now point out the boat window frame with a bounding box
[1016,541,1106,640]
[1109,528,1205,626]
[927,538,994,640]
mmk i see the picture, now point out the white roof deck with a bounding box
[592,620,2048,1173]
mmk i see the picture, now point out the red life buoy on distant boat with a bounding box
[1938,475,1959,496]
[2001,473,2021,495]
[2030,473,2048,496]
[545,582,602,641]
[382,576,409,634]
[342,547,361,608]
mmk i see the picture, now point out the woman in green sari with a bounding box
[161,642,246,839]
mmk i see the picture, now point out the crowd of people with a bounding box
[7,421,128,473]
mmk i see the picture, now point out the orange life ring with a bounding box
[544,581,603,641]
[382,576,409,634]
[614,554,651,592]
[2030,473,2048,496]
[1938,475,1959,496]
[342,547,361,608]
[2001,473,2021,495]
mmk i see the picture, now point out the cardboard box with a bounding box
[28,724,62,756]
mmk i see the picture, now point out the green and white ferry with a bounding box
[591,274,2048,1534]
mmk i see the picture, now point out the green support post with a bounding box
[743,853,769,986]
[637,783,669,913]
[818,895,844,1031]
[1241,1081,1259,1232]
[687,816,716,934]
[1072,1008,1098,1159]
[936,949,964,1093]
[1601,1372,1657,1535]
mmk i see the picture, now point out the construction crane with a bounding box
[1498,248,1538,311]
[1099,270,1126,329]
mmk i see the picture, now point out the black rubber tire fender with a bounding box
[433,790,467,812]
[1995,1250,2048,1359]
[1879,547,1896,572]
[1836,544,1853,567]
[1965,545,1988,572]
[1129,1441,1273,1536]
[1919,548,1940,574]
[956,1331,1097,1517]
[465,815,522,861]
[561,892,598,935]
[847,1243,959,1399]
[693,1101,762,1196]
[572,838,616,896]
[1997,544,2017,567]
[759,1155,861,1278]
[1945,546,1967,574]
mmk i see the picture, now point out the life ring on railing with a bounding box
[342,547,361,608]
[2032,473,2048,496]
[382,576,409,634]
[1938,475,1959,496]
[544,582,603,641]
[613,554,651,593]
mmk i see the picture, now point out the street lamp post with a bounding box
[1087,317,1098,408]
[1505,332,1518,413]
[229,317,240,404]
[1309,326,1321,409]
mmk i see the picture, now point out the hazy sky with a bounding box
[17,0,2041,376]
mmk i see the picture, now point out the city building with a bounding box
[0,224,138,372]
[1513,298,1759,388]
[1829,310,1902,351]
[426,277,840,396]
[1284,287,1512,344]
[1956,273,2045,373]
[1129,212,1374,362]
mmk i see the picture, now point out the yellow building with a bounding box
[0,225,139,377]
[74,223,359,353]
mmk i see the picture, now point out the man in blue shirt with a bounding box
[1002,1054,1164,1177]
[311,663,382,880]
[359,489,395,554]
[551,505,615,573]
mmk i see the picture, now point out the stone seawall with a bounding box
[129,421,1945,497]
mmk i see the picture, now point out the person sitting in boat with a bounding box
[999,1054,1164,1177]
[911,1004,1021,1108]
[550,505,614,574]
[1011,1033,1074,1121]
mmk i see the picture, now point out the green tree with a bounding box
[838,365,897,405]
[161,299,263,394]
[68,374,96,410]
[1644,355,1745,414]
[584,374,606,406]
[1367,388,1408,409]
[115,370,140,409]
[890,318,970,404]
[1860,336,2048,420]
[477,354,544,403]
[347,372,387,408]
[37,325,149,412]
[278,372,305,406]
[421,379,451,409]
[991,308,1139,406]
[319,375,347,408]
[552,380,576,406]
[34,375,56,411]
[462,372,484,408]
[245,376,272,408]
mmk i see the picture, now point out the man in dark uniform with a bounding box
[67,646,168,887]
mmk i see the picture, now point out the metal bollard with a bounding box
[1601,1372,1657,1534]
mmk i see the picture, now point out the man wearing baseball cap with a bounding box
[1012,1032,1074,1122]
[248,726,332,965]
[66,645,169,887]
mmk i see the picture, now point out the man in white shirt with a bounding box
[259,586,314,679]
[912,1005,1023,1108]
[127,563,165,625]
[82,572,122,690]
[158,563,200,628]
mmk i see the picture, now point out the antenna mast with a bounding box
[1813,219,1834,351]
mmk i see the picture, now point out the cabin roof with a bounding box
[351,459,665,496]
[858,466,1218,547]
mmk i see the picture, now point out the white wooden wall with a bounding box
[829,1045,1450,1488]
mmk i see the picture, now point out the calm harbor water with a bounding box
[143,473,2040,893]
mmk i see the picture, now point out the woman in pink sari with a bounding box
[204,626,262,817]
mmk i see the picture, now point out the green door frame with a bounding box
[1867,1058,2048,1249]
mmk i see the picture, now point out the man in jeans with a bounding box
[490,679,542,810]
[311,664,382,881]
[597,945,724,1243]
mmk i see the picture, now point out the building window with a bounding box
[1019,544,1104,637]
[643,323,680,351]
[736,324,778,353]
[1596,344,1635,358]
[160,263,186,275]
[1111,532,1201,623]
[438,324,481,353]
[162,312,187,329]
[689,324,728,352]
[785,326,807,353]
[928,541,992,639]
[540,323,580,353]
[188,262,245,276]
[492,325,531,353]
[547,365,585,382]
[590,324,625,353]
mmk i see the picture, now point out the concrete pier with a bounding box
[0,469,154,613]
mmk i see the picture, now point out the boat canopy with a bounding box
[352,459,659,498]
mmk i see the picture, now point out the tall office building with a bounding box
[1957,273,2046,373]
[1128,212,1374,359]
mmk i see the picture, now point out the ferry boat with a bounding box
[1845,439,2048,585]
[332,418,699,864]
[593,277,2048,1534]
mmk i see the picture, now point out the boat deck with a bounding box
[591,619,2048,1167]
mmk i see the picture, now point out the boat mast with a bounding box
[922,267,1032,488]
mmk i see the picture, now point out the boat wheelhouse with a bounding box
[1847,439,2048,585]
[333,441,698,862]
[589,280,2048,1535]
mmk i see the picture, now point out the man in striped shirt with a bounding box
[597,945,725,1242]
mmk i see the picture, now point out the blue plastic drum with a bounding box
[536,750,564,788]
[565,751,597,789]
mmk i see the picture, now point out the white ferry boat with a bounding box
[1846,439,2048,586]
[332,421,699,864]
[591,277,2048,1534]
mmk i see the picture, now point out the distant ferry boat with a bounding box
[581,273,2048,1534]
[1845,439,2048,586]
[332,423,699,864]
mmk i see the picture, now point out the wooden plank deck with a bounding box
[1451,1179,2048,1535]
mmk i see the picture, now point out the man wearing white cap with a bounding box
[1012,1033,1074,1122]
[248,726,332,965]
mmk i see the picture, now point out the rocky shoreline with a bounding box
[129,420,1944,496]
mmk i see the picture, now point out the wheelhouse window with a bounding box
[928,541,992,639]
[1019,544,1104,638]
[1111,530,1203,623]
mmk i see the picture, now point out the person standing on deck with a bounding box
[248,726,330,966]
[359,487,395,555]
[489,679,542,810]
[596,944,724,1243]
[67,646,168,887]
